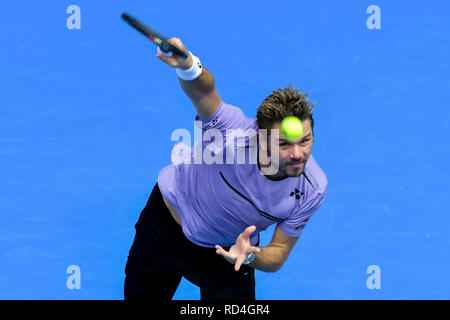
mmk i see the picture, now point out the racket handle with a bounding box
[157,46,173,57]
[159,41,172,53]
[159,40,189,59]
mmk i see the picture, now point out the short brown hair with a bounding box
[256,84,315,132]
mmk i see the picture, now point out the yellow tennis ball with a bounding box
[281,116,303,141]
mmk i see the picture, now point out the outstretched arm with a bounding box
[156,37,222,119]
[248,225,299,272]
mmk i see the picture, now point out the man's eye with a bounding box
[279,142,289,146]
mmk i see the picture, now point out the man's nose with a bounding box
[290,144,304,159]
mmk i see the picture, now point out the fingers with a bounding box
[234,255,246,272]
[215,245,226,256]
[216,244,261,272]
[162,37,189,58]
[155,37,191,69]
[215,245,236,262]
[157,46,173,57]
[240,225,257,240]
[166,37,186,52]
[235,246,260,271]
[155,53,176,66]
[250,246,261,254]
[245,225,257,235]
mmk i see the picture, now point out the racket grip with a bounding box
[159,41,172,53]
[159,40,189,59]
[157,46,173,57]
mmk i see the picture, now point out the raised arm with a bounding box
[156,37,222,119]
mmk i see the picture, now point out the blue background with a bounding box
[0,0,449,299]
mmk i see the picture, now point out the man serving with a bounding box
[124,38,327,300]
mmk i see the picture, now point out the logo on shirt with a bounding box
[203,116,219,131]
[290,188,304,200]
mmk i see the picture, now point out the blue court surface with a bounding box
[1,1,449,300]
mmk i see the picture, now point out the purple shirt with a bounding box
[158,101,327,248]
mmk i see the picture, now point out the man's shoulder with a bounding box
[303,154,327,193]
[204,101,257,131]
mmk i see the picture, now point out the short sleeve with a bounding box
[277,188,327,238]
[195,101,256,132]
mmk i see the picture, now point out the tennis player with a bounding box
[124,38,327,300]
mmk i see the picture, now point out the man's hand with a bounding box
[155,37,221,119]
[155,37,193,70]
[215,226,261,272]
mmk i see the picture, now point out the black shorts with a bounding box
[124,183,257,300]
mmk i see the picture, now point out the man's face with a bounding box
[259,119,314,179]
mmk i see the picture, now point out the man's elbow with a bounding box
[274,261,285,272]
[264,261,284,273]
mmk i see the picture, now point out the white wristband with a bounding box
[176,52,202,81]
